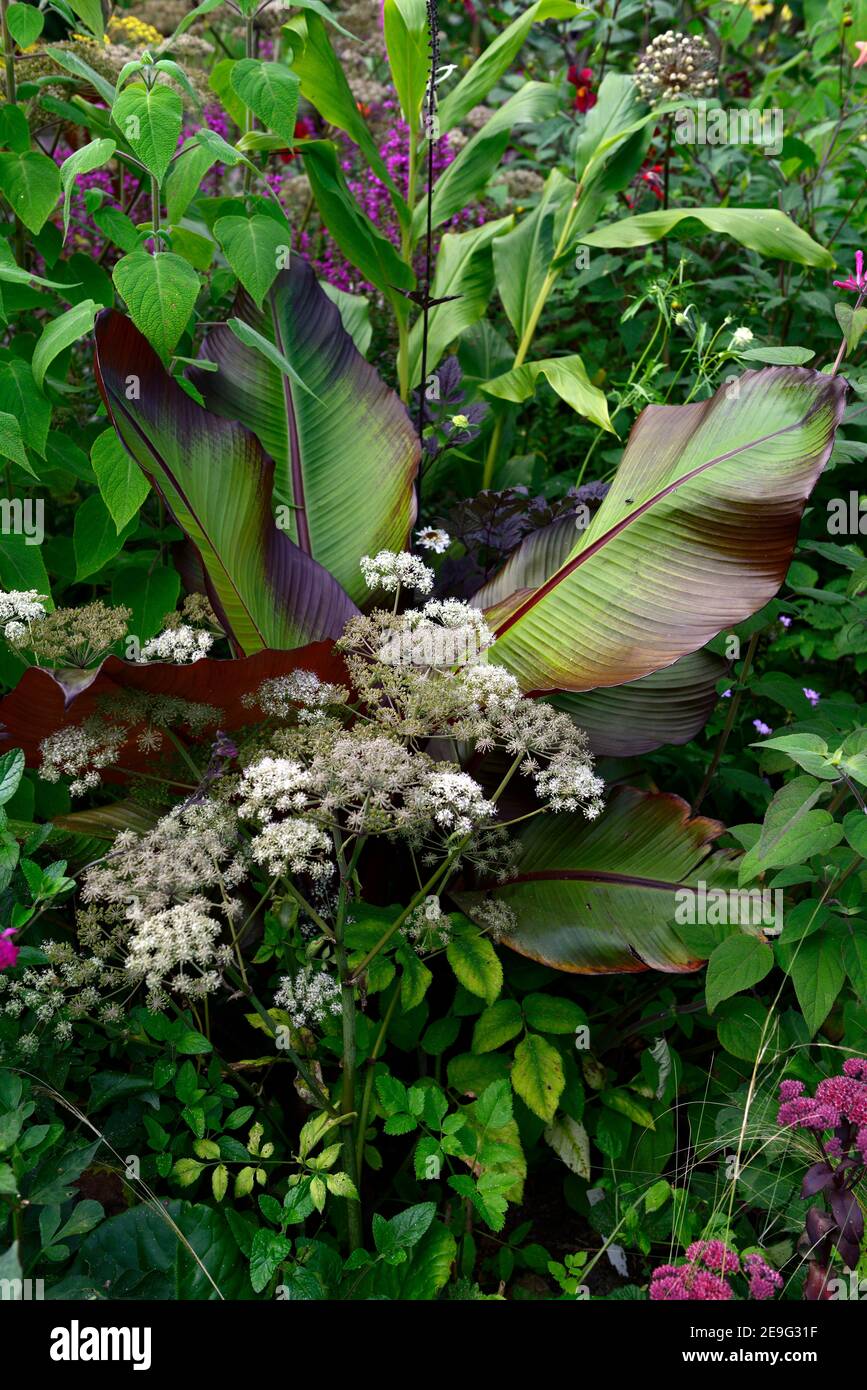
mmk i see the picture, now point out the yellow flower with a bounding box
[108,15,163,46]
[749,2,774,18]
[780,4,793,18]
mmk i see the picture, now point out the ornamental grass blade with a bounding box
[488,367,847,692]
[454,787,737,974]
[94,308,357,655]
[189,259,420,606]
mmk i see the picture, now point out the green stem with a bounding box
[225,966,338,1116]
[333,846,362,1251]
[692,631,759,813]
[355,980,401,1183]
[150,175,161,253]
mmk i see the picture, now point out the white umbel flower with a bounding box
[249,818,334,878]
[0,589,47,643]
[360,550,435,595]
[237,756,313,822]
[138,624,213,664]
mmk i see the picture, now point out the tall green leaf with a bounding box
[581,207,834,269]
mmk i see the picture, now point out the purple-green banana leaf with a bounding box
[94,307,358,656]
[189,258,420,605]
[454,786,738,973]
[484,367,847,693]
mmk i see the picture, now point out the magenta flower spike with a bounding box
[833,250,867,293]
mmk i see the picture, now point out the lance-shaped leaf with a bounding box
[489,367,847,692]
[407,216,513,388]
[94,308,357,655]
[580,207,833,269]
[454,787,737,974]
[188,260,420,606]
[0,645,349,773]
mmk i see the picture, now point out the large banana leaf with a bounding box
[550,651,727,757]
[488,367,847,692]
[454,786,738,973]
[475,515,727,754]
[0,644,349,773]
[189,260,420,605]
[94,308,358,655]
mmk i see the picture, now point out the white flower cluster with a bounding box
[39,720,126,796]
[83,801,243,918]
[125,898,232,1007]
[138,624,214,664]
[534,756,605,816]
[635,30,717,100]
[379,598,494,670]
[401,894,451,952]
[0,589,47,644]
[237,756,312,821]
[472,899,518,943]
[242,669,348,721]
[415,770,495,835]
[275,964,342,1028]
[461,662,523,716]
[249,818,334,879]
[360,549,434,595]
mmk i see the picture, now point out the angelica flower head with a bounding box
[360,550,434,595]
[275,964,342,1029]
[249,818,334,879]
[0,589,47,644]
[138,624,214,664]
[39,719,126,796]
[241,669,349,720]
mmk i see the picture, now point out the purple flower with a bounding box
[686,1240,740,1274]
[778,615,792,628]
[803,687,820,707]
[721,688,732,698]
[753,719,774,736]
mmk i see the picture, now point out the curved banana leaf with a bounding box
[0,644,349,774]
[550,650,727,757]
[489,367,847,692]
[475,515,727,754]
[454,786,737,974]
[189,260,420,605]
[94,308,358,655]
